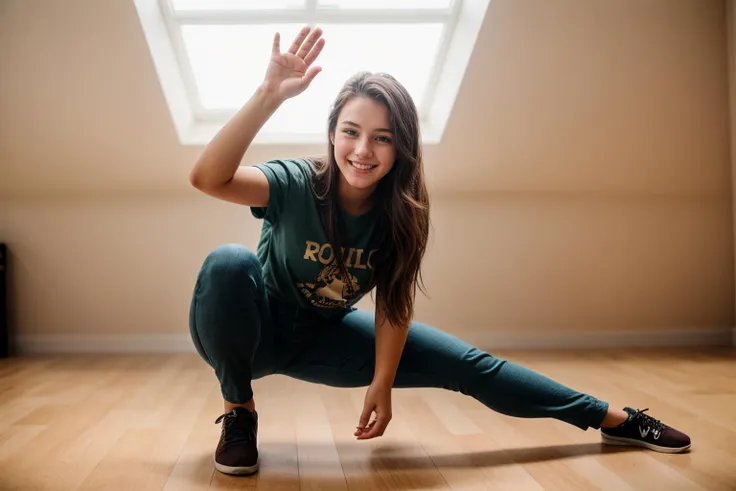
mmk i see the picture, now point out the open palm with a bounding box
[262,26,325,100]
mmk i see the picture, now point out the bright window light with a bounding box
[182,23,444,135]
[171,0,306,11]
[134,0,490,144]
[318,0,453,9]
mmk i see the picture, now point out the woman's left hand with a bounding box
[355,381,392,440]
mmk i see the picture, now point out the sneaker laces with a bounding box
[215,410,256,444]
[631,408,667,433]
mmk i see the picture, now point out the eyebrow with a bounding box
[341,120,392,133]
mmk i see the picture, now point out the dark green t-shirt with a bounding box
[251,158,381,318]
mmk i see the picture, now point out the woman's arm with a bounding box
[355,293,410,440]
[188,90,283,206]
[373,303,410,387]
[189,26,325,206]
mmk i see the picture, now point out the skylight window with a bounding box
[134,0,490,145]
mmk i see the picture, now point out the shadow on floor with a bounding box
[206,441,648,490]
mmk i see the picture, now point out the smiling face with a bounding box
[330,96,396,198]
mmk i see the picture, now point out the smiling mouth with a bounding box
[350,161,377,172]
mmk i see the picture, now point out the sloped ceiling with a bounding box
[0,0,730,199]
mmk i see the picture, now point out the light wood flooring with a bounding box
[0,348,734,490]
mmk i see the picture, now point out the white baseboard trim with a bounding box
[14,327,736,354]
[15,333,197,355]
[458,327,735,351]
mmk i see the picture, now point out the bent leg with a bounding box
[189,244,276,404]
[280,310,609,430]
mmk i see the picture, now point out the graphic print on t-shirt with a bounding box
[296,240,377,309]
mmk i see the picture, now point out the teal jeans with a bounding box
[189,244,610,431]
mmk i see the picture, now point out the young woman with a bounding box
[188,26,691,476]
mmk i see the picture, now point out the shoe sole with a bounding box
[602,434,691,454]
[213,456,259,476]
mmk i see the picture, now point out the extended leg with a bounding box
[280,310,609,431]
[281,310,691,452]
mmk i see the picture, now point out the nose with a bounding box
[355,136,373,158]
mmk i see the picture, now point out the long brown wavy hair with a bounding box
[307,71,430,328]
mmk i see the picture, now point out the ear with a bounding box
[329,131,335,146]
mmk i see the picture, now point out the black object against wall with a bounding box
[0,243,8,358]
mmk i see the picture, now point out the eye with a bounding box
[376,135,392,144]
[342,129,357,136]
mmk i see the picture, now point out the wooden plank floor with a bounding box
[0,348,734,490]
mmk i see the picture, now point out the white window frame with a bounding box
[134,0,490,145]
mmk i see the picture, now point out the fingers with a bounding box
[271,32,280,56]
[282,25,324,66]
[303,37,325,67]
[300,66,322,87]
[354,404,373,437]
[357,417,389,440]
[287,25,312,55]
[354,419,376,437]
[358,405,373,430]
[296,27,324,62]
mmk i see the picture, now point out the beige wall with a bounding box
[1,0,733,347]
[0,192,731,339]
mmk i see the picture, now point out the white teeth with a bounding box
[351,161,374,170]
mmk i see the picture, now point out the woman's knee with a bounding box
[190,244,264,360]
[199,244,262,290]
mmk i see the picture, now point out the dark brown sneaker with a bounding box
[601,407,691,453]
[213,407,259,475]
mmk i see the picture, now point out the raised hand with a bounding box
[260,26,325,101]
